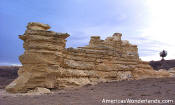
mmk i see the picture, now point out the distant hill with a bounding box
[149,59,175,70]
[0,66,19,89]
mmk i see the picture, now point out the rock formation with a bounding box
[6,22,171,93]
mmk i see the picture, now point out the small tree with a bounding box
[160,50,167,60]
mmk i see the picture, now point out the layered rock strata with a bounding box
[6,22,171,93]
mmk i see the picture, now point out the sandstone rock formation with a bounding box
[6,22,171,93]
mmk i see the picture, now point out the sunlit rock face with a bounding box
[5,22,171,93]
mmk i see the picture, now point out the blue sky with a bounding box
[0,0,175,65]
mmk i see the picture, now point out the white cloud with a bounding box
[0,62,21,66]
[138,0,175,60]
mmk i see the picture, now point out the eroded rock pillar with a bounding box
[6,22,69,93]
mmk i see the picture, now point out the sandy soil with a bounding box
[0,77,175,105]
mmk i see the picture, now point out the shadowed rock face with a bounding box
[5,22,171,93]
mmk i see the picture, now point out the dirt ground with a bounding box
[0,77,175,105]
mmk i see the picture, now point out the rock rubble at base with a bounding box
[27,87,51,94]
[5,22,172,93]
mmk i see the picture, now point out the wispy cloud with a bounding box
[1,0,174,64]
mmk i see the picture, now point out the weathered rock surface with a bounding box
[6,22,172,93]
